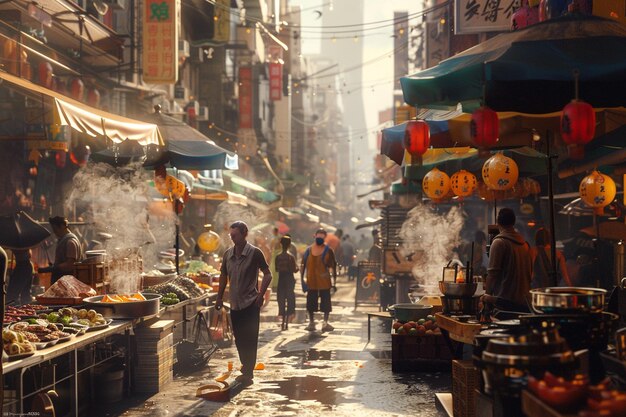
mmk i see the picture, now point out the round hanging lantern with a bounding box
[404,120,430,160]
[197,231,221,252]
[470,106,499,148]
[87,88,101,107]
[55,150,67,168]
[482,153,519,191]
[70,78,84,100]
[561,99,595,159]
[38,62,53,89]
[511,1,539,30]
[69,144,91,167]
[422,168,450,201]
[155,174,186,199]
[450,170,477,198]
[579,171,616,215]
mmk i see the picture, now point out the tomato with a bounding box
[587,393,626,416]
[528,376,587,412]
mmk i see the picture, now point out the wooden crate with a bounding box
[452,360,480,417]
[391,332,452,372]
[73,262,109,294]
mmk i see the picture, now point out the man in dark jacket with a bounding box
[483,208,532,312]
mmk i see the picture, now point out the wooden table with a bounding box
[435,313,484,359]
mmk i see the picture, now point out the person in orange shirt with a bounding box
[301,229,337,332]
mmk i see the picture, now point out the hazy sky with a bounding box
[290,0,423,145]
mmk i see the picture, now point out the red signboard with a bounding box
[269,62,282,101]
[239,67,253,128]
[142,0,179,83]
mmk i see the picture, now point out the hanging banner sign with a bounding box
[425,21,450,69]
[213,0,230,42]
[142,0,179,83]
[454,0,518,34]
[269,62,282,101]
[239,67,253,129]
[26,125,71,149]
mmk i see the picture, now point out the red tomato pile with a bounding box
[528,372,626,417]
[392,316,441,336]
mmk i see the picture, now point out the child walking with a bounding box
[275,236,298,330]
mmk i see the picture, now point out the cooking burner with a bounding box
[442,294,481,316]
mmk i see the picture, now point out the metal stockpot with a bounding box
[530,287,606,314]
[82,293,161,318]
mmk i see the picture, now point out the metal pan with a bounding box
[530,287,606,314]
[82,293,161,318]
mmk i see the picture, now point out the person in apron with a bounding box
[39,216,83,284]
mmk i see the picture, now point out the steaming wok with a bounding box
[82,293,161,318]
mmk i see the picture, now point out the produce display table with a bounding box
[435,313,483,345]
[2,320,133,416]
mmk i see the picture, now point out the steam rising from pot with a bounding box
[399,204,465,291]
[66,162,176,292]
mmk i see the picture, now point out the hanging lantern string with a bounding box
[573,69,580,101]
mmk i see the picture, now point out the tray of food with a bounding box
[4,304,52,324]
[35,275,97,306]
[3,329,36,360]
[8,321,71,349]
[54,307,111,331]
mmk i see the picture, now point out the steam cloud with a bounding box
[66,162,176,293]
[399,203,465,292]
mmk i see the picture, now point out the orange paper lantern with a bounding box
[482,153,519,191]
[450,170,477,198]
[422,168,450,201]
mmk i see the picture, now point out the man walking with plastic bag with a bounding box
[216,221,272,386]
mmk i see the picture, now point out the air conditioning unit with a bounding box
[191,47,204,63]
[105,0,127,10]
[178,40,190,58]
[197,106,209,121]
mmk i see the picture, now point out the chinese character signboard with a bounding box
[142,0,179,84]
[213,0,230,42]
[425,22,450,69]
[239,67,253,129]
[269,63,282,101]
[454,0,517,34]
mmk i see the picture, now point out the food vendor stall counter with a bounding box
[2,320,133,417]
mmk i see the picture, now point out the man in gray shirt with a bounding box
[216,221,272,385]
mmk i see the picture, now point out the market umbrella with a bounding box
[381,120,454,165]
[400,14,626,113]
[141,106,238,171]
[0,211,51,250]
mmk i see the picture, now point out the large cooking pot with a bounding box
[530,287,606,314]
[82,293,161,318]
[439,281,478,297]
[388,303,433,322]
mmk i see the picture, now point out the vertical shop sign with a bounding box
[213,0,230,42]
[454,0,518,34]
[425,21,449,69]
[142,0,179,84]
[269,63,282,101]
[239,67,253,129]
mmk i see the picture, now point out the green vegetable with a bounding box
[47,313,60,323]
[27,318,38,325]
[61,316,73,326]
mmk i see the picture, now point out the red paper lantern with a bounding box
[38,62,53,89]
[55,151,66,168]
[511,2,539,30]
[70,144,91,166]
[70,78,84,100]
[403,120,430,159]
[471,106,499,148]
[561,99,595,145]
[87,88,101,107]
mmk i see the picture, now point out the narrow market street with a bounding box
[94,278,450,417]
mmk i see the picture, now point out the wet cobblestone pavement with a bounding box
[94,281,451,417]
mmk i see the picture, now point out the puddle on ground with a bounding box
[259,375,359,409]
[273,348,334,361]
